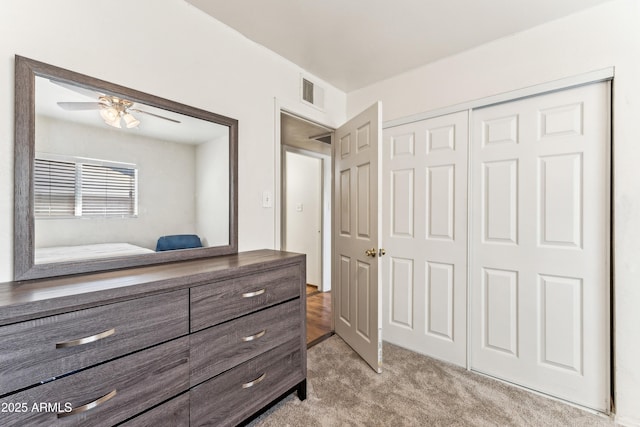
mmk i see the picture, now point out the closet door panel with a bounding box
[382,111,468,367]
[470,82,610,412]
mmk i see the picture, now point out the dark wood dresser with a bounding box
[0,250,306,426]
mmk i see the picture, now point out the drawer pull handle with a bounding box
[242,372,266,389]
[242,288,266,298]
[57,389,117,418]
[241,329,267,342]
[56,328,116,349]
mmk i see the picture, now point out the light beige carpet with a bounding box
[249,336,613,426]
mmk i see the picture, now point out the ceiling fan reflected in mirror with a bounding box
[53,80,181,129]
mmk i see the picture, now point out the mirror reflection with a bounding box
[33,76,230,264]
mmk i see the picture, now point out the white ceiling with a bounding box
[186,0,615,92]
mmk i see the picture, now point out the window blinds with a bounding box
[34,158,76,217]
[80,164,137,217]
[34,157,137,218]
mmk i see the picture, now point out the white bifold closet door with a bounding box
[470,82,610,412]
[382,111,468,366]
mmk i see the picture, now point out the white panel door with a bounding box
[381,111,468,366]
[284,151,322,286]
[470,83,610,411]
[334,102,383,373]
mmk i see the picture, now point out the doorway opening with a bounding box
[280,111,334,347]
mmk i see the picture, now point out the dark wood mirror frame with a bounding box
[14,55,238,281]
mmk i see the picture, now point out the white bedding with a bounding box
[35,243,155,264]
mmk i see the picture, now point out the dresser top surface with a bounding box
[0,250,304,325]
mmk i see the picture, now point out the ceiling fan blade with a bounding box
[50,80,103,99]
[57,102,103,111]
[130,108,181,123]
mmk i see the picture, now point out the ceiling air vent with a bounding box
[301,77,324,110]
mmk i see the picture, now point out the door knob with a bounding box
[365,248,377,257]
[379,248,386,257]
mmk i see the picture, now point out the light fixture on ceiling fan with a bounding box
[98,96,140,129]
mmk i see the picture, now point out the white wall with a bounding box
[0,0,346,281]
[35,116,197,250]
[348,0,640,424]
[285,151,322,287]
[196,131,230,246]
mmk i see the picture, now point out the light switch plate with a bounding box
[262,191,272,208]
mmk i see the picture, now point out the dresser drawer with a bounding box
[190,339,303,427]
[190,299,301,385]
[120,392,189,427]
[190,264,302,331]
[0,336,189,427]
[0,289,188,395]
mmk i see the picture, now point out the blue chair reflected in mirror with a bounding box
[155,234,203,252]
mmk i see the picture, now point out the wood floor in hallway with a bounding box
[306,285,333,347]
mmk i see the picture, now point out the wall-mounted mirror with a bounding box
[14,56,238,281]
